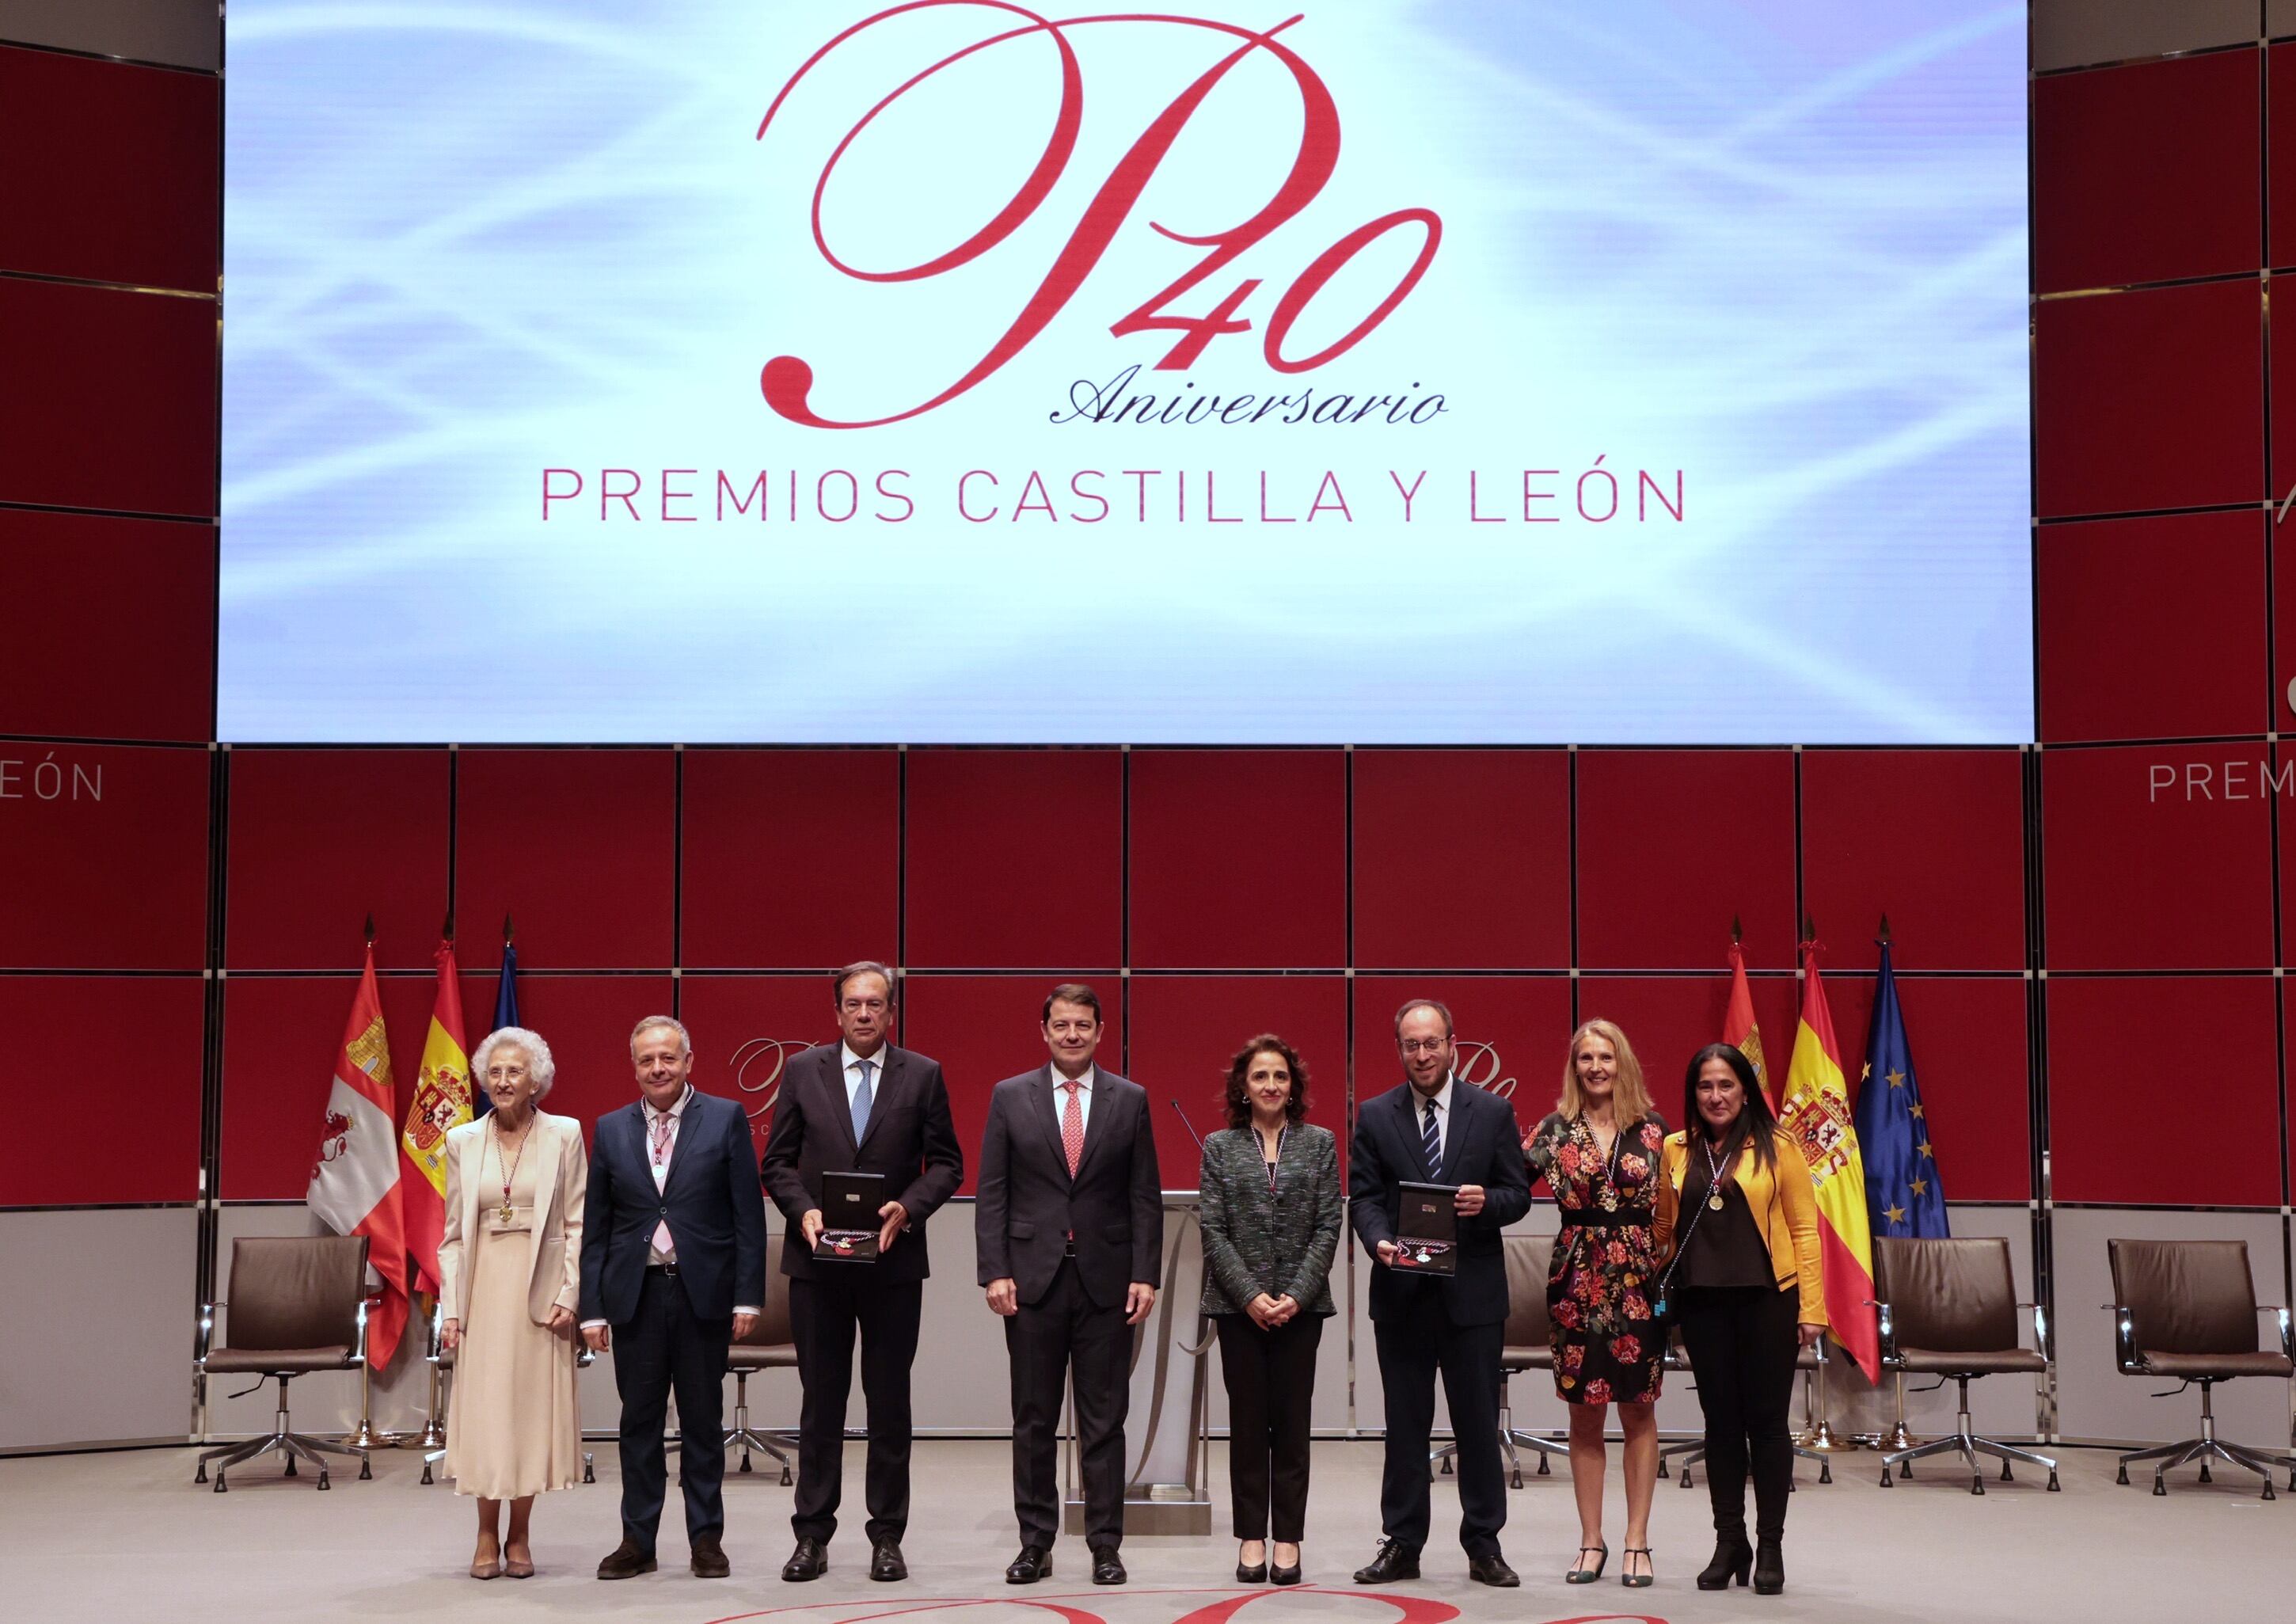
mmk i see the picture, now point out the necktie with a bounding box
[649,1107,677,1259]
[1421,1098,1441,1170]
[1061,1080,1085,1177]
[851,1057,874,1143]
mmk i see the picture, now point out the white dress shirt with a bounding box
[842,1041,888,1113]
[1051,1064,1097,1135]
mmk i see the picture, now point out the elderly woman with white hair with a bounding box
[439,1025,587,1579]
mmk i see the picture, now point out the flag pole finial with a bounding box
[503,913,515,944]
[1731,913,1743,945]
[363,912,375,944]
[1878,911,1891,943]
[1801,914,1815,944]
[443,908,455,941]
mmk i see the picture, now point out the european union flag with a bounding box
[1854,940,1948,1238]
[473,934,520,1118]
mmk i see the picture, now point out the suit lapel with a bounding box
[1070,1075,1116,1185]
[1437,1086,1470,1183]
[823,1049,861,1161]
[660,1092,709,1202]
[852,1047,903,1157]
[1398,1086,1435,1182]
[1032,1067,1074,1182]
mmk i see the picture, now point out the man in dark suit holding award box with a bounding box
[976,983,1162,1588]
[1349,998,1531,1588]
[760,962,964,1584]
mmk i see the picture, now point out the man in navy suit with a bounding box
[975,983,1162,1588]
[1349,998,1530,1588]
[760,961,964,1584]
[580,1015,767,1581]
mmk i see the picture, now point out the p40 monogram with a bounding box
[758,2,1443,428]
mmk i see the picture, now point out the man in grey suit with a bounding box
[976,983,1163,1588]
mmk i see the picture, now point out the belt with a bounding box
[1557,1208,1644,1229]
[645,1261,681,1276]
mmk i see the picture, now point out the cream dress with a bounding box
[444,1148,580,1498]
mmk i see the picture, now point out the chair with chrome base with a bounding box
[1871,1236,2057,1494]
[1431,1234,1564,1487]
[724,1234,798,1482]
[193,1235,374,1493]
[417,1303,595,1485]
[2108,1238,2296,1500]
[1662,1337,1831,1488]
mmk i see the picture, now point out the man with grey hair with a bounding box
[580,1015,766,1580]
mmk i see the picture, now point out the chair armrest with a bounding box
[196,1301,218,1367]
[2017,1301,2052,1362]
[426,1302,444,1365]
[352,1293,379,1371]
[2105,1303,2142,1375]
[1870,1298,1901,1367]
[2261,1305,2294,1362]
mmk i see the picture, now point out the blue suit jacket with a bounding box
[1348,1078,1530,1327]
[578,1089,767,1326]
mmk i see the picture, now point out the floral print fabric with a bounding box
[1523,1111,1668,1405]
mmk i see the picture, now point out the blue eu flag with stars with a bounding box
[1854,940,1947,1238]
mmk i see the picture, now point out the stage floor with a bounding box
[9,1436,2290,1622]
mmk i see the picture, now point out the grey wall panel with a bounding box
[2049,1207,2294,1447]
[2271,0,2296,40]
[0,0,219,70]
[0,1208,198,1451]
[2035,0,2257,72]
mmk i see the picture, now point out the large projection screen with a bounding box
[219,1,2030,744]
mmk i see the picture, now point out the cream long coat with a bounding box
[437,1111,587,1329]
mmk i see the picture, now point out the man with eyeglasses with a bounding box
[759,961,964,1584]
[1349,998,1531,1588]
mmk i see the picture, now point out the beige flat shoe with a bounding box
[504,1548,535,1579]
[471,1544,504,1580]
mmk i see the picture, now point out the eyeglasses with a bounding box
[840,998,889,1014]
[1398,1037,1449,1055]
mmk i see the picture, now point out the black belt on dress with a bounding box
[1557,1208,1643,1228]
[645,1261,681,1276]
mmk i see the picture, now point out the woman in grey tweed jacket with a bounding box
[1198,1033,1342,1586]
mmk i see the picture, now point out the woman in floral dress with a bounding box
[1522,1018,1668,1589]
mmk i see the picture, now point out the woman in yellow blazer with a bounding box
[439,1026,587,1579]
[1653,1043,1823,1599]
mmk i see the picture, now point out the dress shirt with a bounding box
[841,1042,886,1113]
[582,1082,757,1329]
[1412,1073,1454,1165]
[1051,1064,1097,1133]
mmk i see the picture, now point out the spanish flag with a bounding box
[399,938,471,1296]
[1777,938,1880,1381]
[1722,933,1775,1112]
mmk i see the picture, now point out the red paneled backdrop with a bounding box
[1128,750,1347,969]
[1352,750,1571,969]
[0,744,210,970]
[0,975,204,1203]
[681,748,899,969]
[906,749,1122,969]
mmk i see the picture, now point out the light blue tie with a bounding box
[851,1057,874,1143]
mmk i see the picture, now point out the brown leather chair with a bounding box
[416,1303,595,1485]
[193,1236,374,1492]
[1432,1234,1562,1486]
[724,1233,799,1481]
[2108,1238,2296,1498]
[1872,1236,2057,1493]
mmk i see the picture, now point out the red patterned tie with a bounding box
[1061,1080,1085,1177]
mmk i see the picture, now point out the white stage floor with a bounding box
[8,1436,2290,1622]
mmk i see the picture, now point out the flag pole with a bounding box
[1870,915,1919,1454]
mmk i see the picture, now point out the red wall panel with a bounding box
[1574,973,1802,1121]
[676,976,842,1153]
[2269,44,2296,268]
[1127,976,1348,1192]
[1353,750,1570,969]
[0,508,213,741]
[902,974,1128,1196]
[0,45,219,292]
[2049,976,2279,1205]
[1576,750,1797,970]
[459,973,677,1148]
[0,276,216,517]
[2033,51,2258,294]
[226,749,449,971]
[906,749,1121,968]
[0,743,208,969]
[1800,750,2026,972]
[1351,975,1569,1171]
[454,749,675,970]
[2038,512,2267,743]
[1128,750,1345,969]
[0,974,204,1204]
[681,749,897,969]
[2033,279,2263,519]
[2041,745,2274,970]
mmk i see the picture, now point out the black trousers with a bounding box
[1374,1306,1506,1556]
[789,1273,923,1545]
[1215,1313,1323,1542]
[1678,1284,1800,1542]
[1007,1258,1131,1549]
[614,1268,732,1551]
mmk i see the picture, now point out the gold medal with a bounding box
[1708,1192,1725,1211]
[500,1203,516,1224]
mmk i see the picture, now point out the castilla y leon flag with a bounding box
[1723,931,1775,1112]
[400,938,472,1296]
[1777,938,1880,1382]
[308,944,409,1369]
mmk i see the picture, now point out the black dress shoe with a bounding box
[596,1538,657,1580]
[1467,1551,1520,1588]
[1236,1545,1268,1584]
[1005,1546,1053,1584]
[690,1534,731,1579]
[1753,1536,1785,1595]
[870,1539,907,1582]
[1090,1546,1127,1585]
[1271,1562,1303,1586]
[1352,1539,1421,1584]
[781,1538,827,1583]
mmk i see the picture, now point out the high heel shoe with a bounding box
[1565,1544,1608,1584]
[1752,1537,1784,1595]
[1271,1562,1302,1586]
[1621,1547,1654,1588]
[1236,1545,1268,1584]
[1696,1535,1751,1591]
